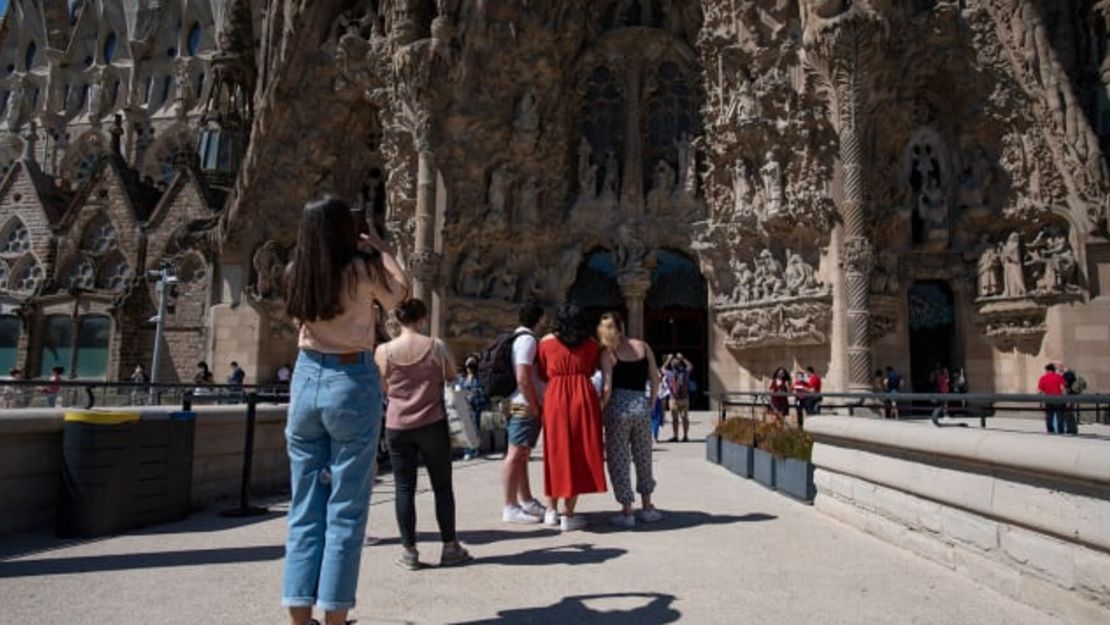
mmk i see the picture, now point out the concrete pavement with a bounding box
[0,413,1065,624]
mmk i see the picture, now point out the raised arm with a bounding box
[360,233,410,309]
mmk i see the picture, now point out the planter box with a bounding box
[774,456,816,503]
[753,448,776,489]
[720,440,754,478]
[706,434,721,464]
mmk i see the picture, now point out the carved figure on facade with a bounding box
[730,158,755,220]
[87,67,109,120]
[486,262,518,302]
[977,240,1002,298]
[6,78,25,127]
[250,240,286,301]
[784,251,822,295]
[870,250,901,296]
[602,151,620,199]
[675,133,697,198]
[454,248,486,298]
[1000,231,1026,298]
[512,89,540,152]
[957,146,995,212]
[758,151,785,220]
[719,299,831,351]
[614,223,649,276]
[647,159,675,210]
[907,133,949,247]
[719,249,827,306]
[1026,228,1079,293]
[577,138,598,200]
[516,175,540,226]
[487,166,511,221]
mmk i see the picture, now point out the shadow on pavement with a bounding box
[371,527,560,547]
[0,545,285,578]
[449,592,679,624]
[472,543,626,567]
[586,510,776,534]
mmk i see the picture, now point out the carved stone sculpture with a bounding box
[1027,228,1079,292]
[647,159,675,208]
[602,151,620,199]
[486,263,518,302]
[731,159,754,220]
[958,147,994,212]
[784,251,821,295]
[1001,232,1026,297]
[488,166,511,220]
[759,151,785,219]
[455,249,485,298]
[977,242,1002,298]
[577,138,598,200]
[517,175,540,226]
[615,223,648,275]
[251,241,286,300]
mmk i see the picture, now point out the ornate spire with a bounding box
[199,0,255,175]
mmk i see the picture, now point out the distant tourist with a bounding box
[664,353,693,442]
[1062,366,1086,435]
[792,370,809,423]
[652,363,671,443]
[129,364,148,406]
[456,354,485,461]
[768,367,791,420]
[282,196,408,625]
[2,368,25,409]
[193,361,214,398]
[376,298,471,570]
[498,301,548,525]
[930,364,950,419]
[884,366,902,419]
[227,360,246,404]
[538,302,607,531]
[804,366,822,415]
[1038,363,1068,434]
[44,366,64,408]
[597,311,663,529]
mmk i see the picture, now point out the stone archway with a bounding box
[566,249,625,327]
[645,249,708,409]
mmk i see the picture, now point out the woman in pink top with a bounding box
[281,197,408,625]
[375,298,471,570]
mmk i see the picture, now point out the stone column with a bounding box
[411,140,438,304]
[804,7,885,392]
[619,271,652,339]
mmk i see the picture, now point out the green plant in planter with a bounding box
[714,417,813,462]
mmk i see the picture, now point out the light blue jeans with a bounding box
[282,350,381,611]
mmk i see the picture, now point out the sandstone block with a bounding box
[1000,525,1077,589]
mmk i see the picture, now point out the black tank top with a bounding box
[612,357,649,391]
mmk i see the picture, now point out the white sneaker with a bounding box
[543,509,560,526]
[560,515,587,532]
[519,499,547,518]
[503,505,541,524]
[638,508,664,524]
[610,513,635,529]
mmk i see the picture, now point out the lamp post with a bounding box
[147,265,178,404]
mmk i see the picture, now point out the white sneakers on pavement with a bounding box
[502,505,541,524]
[519,499,547,518]
[543,509,559,527]
[560,515,587,532]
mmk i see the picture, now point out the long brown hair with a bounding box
[284,197,388,322]
[597,311,624,351]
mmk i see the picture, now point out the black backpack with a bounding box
[477,329,533,399]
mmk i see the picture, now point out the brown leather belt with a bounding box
[335,352,362,365]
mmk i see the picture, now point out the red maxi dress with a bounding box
[537,337,607,498]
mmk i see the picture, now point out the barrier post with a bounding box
[222,392,269,518]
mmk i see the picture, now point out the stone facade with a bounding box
[2,1,1109,395]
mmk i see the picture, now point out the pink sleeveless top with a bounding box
[384,340,447,431]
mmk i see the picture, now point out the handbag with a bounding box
[439,341,480,449]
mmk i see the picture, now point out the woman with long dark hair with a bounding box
[536,302,607,531]
[375,298,471,570]
[282,197,408,625]
[769,367,791,420]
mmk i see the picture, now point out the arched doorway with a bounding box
[646,250,708,409]
[908,280,956,395]
[567,249,625,326]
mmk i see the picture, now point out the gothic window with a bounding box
[0,314,19,374]
[75,315,110,379]
[187,23,202,57]
[63,256,96,291]
[39,315,71,378]
[580,65,625,156]
[103,32,117,63]
[96,253,132,291]
[645,61,696,164]
[2,220,31,255]
[75,153,99,181]
[11,256,44,292]
[81,215,118,255]
[25,41,37,71]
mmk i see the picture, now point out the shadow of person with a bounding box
[450,592,680,624]
[371,527,560,548]
[585,510,776,534]
[472,543,626,567]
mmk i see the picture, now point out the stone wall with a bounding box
[0,404,289,536]
[808,417,1110,623]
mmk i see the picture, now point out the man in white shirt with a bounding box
[502,302,548,524]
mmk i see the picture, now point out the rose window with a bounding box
[2,222,30,255]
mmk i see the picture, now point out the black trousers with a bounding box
[386,419,456,547]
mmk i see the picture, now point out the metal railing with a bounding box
[0,379,290,410]
[716,390,1110,430]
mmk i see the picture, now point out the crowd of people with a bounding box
[278,197,677,625]
[765,365,822,424]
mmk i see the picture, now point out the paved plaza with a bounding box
[0,413,1069,624]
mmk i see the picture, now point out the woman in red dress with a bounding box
[537,302,607,532]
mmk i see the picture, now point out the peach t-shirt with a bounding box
[297,261,388,353]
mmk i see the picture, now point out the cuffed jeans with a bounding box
[282,350,382,612]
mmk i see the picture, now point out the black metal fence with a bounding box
[717,390,1110,429]
[0,379,289,410]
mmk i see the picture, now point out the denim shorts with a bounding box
[506,412,540,448]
